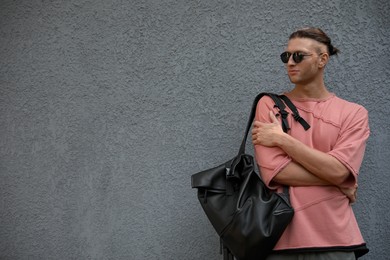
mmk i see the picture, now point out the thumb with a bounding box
[269,110,279,124]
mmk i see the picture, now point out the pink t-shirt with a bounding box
[254,93,370,252]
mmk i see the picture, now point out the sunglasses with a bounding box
[280,52,313,63]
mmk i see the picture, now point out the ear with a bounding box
[318,53,329,68]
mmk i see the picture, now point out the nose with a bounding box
[287,55,296,65]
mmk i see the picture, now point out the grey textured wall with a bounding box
[0,0,389,259]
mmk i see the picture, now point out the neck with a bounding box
[290,78,330,99]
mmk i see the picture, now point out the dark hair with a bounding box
[289,27,340,56]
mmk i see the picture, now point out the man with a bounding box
[252,28,370,259]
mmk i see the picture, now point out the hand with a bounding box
[252,111,284,147]
[339,184,358,204]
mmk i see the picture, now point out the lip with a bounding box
[288,70,299,75]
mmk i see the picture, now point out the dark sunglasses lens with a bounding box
[280,52,290,63]
[293,53,304,63]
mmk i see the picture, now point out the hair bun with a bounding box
[329,44,340,56]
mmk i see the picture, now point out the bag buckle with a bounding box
[226,167,232,176]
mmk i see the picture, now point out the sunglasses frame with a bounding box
[280,51,313,64]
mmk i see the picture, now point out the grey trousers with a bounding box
[265,251,356,260]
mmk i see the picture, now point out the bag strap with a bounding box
[279,95,311,130]
[220,239,235,260]
[239,93,289,154]
[267,93,291,133]
[239,93,311,155]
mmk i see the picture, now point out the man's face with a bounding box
[284,38,325,85]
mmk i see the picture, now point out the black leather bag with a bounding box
[191,93,310,260]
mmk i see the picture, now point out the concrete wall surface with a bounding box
[0,0,389,259]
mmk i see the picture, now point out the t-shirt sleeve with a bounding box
[328,106,370,186]
[253,96,292,189]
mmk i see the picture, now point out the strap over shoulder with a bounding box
[279,95,311,131]
[238,93,310,155]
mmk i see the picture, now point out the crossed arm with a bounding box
[252,111,358,202]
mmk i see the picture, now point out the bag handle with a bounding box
[239,93,310,155]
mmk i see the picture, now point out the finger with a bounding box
[269,110,279,124]
[251,131,257,139]
[253,120,261,127]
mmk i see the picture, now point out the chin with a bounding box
[288,77,298,84]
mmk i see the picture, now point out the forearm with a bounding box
[276,133,351,186]
[272,161,331,186]
[272,160,357,203]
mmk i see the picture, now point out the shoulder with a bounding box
[328,96,369,133]
[255,93,283,120]
[256,93,281,109]
[330,96,368,119]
